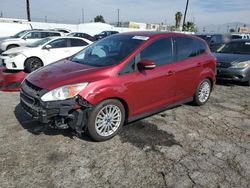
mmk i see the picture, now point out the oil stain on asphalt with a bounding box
[119,121,182,151]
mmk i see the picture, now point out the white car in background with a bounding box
[0,36,92,72]
[0,30,62,53]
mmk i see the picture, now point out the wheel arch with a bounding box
[6,44,19,49]
[197,68,216,90]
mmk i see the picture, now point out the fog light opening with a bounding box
[12,62,17,68]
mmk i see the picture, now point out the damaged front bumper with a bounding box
[20,80,93,132]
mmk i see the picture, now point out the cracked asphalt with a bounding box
[0,82,249,187]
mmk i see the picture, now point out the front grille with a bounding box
[25,80,43,92]
[217,62,232,68]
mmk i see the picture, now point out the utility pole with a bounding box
[0,11,3,18]
[26,0,31,21]
[45,16,47,22]
[81,8,85,23]
[117,9,120,27]
[182,0,189,30]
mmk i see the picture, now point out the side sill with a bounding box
[127,97,193,123]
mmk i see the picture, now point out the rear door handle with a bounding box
[166,70,175,77]
[197,62,202,67]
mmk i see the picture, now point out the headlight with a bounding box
[41,82,88,102]
[8,53,20,58]
[231,61,250,69]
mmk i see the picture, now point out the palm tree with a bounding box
[182,0,190,31]
[26,0,31,21]
[175,12,183,31]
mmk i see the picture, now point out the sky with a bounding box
[0,0,250,27]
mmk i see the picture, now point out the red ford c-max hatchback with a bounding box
[20,32,216,141]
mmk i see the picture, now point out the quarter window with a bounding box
[119,57,136,75]
[196,40,207,55]
[140,38,173,66]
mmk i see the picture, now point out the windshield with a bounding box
[12,30,29,38]
[71,35,147,67]
[27,37,53,48]
[217,41,250,55]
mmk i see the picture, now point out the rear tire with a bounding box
[24,57,43,73]
[86,99,125,142]
[193,79,211,106]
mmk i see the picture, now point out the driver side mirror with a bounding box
[137,59,156,70]
[44,44,52,50]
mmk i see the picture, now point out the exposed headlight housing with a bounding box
[8,53,20,58]
[231,60,250,69]
[41,82,88,102]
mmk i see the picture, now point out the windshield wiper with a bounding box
[72,60,82,63]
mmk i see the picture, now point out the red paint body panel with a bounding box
[26,32,216,120]
[0,67,27,92]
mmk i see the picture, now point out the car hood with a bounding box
[213,53,250,63]
[1,38,22,43]
[0,36,11,41]
[26,60,113,90]
[2,46,32,55]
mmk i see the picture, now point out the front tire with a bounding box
[87,99,125,141]
[244,80,250,86]
[193,79,211,106]
[24,57,43,73]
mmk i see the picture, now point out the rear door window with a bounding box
[48,32,61,37]
[69,39,88,47]
[140,37,174,66]
[48,38,67,48]
[175,37,197,61]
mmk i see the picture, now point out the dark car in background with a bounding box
[20,31,216,141]
[196,34,231,52]
[214,39,250,86]
[67,32,96,41]
[196,34,212,43]
[94,30,119,40]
